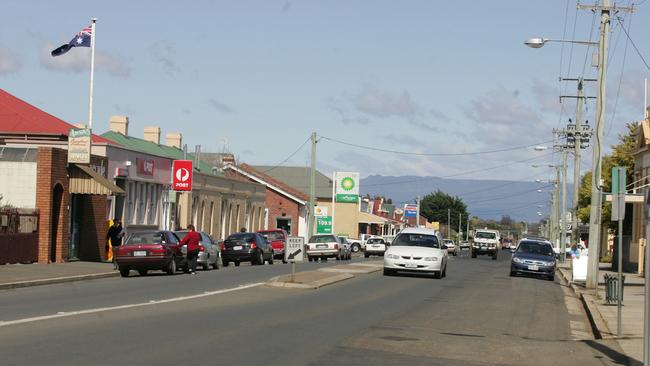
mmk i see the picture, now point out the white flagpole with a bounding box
[88,18,97,131]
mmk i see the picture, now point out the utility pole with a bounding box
[447,208,451,238]
[416,196,421,228]
[561,148,568,261]
[466,216,470,241]
[308,132,317,239]
[458,213,462,246]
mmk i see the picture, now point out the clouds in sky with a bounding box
[0,48,22,74]
[149,41,179,78]
[40,43,131,77]
[208,98,235,114]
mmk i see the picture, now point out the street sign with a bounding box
[335,172,359,203]
[611,167,626,221]
[172,160,193,191]
[285,236,304,262]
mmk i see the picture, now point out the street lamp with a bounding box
[534,145,549,151]
[524,37,598,48]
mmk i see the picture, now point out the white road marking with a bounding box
[0,282,264,328]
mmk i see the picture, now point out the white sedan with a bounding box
[383,227,448,278]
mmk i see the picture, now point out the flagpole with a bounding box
[88,18,97,131]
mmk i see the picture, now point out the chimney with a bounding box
[109,116,129,135]
[143,126,161,145]
[165,132,182,149]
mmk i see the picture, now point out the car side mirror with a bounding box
[441,244,448,249]
[510,248,516,253]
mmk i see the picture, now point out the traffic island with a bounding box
[267,270,354,289]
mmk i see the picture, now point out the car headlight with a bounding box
[424,257,439,261]
[544,261,556,266]
[386,254,400,259]
[513,257,523,263]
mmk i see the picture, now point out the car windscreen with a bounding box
[367,238,384,244]
[126,232,165,245]
[175,231,188,240]
[226,233,256,242]
[309,235,336,243]
[475,232,496,239]
[392,234,439,248]
[260,232,284,241]
[516,242,554,257]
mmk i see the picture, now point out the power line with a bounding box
[607,11,634,138]
[260,136,311,173]
[464,184,555,204]
[363,151,555,187]
[615,14,650,71]
[319,135,554,157]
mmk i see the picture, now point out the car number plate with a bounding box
[405,263,417,268]
[233,246,243,250]
[133,251,147,257]
[317,244,327,248]
[528,265,539,271]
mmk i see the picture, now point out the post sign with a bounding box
[335,172,359,203]
[285,236,305,262]
[172,160,193,191]
[68,128,92,164]
[403,204,417,218]
[316,216,333,234]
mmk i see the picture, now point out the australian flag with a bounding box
[51,25,92,57]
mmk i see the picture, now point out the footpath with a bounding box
[0,259,383,291]
[558,262,645,364]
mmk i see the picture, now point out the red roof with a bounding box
[0,89,114,144]
[236,163,310,202]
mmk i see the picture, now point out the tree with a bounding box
[420,190,468,236]
[576,122,637,231]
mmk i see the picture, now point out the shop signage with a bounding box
[335,172,359,203]
[314,206,328,217]
[403,204,418,218]
[67,128,91,164]
[172,160,193,191]
[136,158,155,176]
[316,215,333,234]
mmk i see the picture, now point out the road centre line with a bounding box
[0,282,264,328]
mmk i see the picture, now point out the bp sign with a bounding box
[316,216,333,234]
[335,172,359,203]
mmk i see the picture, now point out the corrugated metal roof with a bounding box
[0,89,114,144]
[69,164,126,195]
[101,131,220,175]
[249,165,332,198]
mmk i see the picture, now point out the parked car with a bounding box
[114,230,185,277]
[175,230,220,270]
[306,234,347,261]
[337,237,353,260]
[383,227,448,278]
[257,229,288,263]
[364,236,387,257]
[221,232,274,266]
[459,241,471,250]
[442,239,458,256]
[510,240,556,281]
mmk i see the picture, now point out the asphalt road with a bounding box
[0,250,634,365]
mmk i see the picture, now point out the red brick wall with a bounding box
[78,195,108,261]
[36,147,70,263]
[265,188,300,236]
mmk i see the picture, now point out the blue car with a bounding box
[510,240,556,281]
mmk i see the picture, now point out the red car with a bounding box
[257,229,288,264]
[114,230,186,277]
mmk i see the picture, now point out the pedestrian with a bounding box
[240,227,247,233]
[180,224,201,274]
[569,243,581,260]
[107,218,124,269]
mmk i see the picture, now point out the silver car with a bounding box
[175,230,220,270]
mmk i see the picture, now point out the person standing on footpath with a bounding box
[106,218,124,269]
[180,224,201,274]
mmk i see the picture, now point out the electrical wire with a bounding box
[260,136,311,173]
[615,14,650,71]
[319,135,555,157]
[607,11,633,138]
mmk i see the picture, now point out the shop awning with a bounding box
[69,164,126,195]
[358,211,388,225]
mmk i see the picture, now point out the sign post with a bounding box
[285,236,305,282]
[611,166,626,336]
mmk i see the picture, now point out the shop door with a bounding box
[68,194,82,260]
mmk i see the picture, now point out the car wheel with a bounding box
[548,275,555,281]
[119,267,130,277]
[336,253,341,260]
[203,262,210,271]
[492,253,498,260]
[308,256,313,262]
[364,253,369,258]
[235,261,240,267]
[222,260,229,267]
[257,251,265,265]
[471,251,477,258]
[268,252,274,265]
[434,271,441,279]
[351,244,360,253]
[321,257,327,262]
[442,265,447,278]
[166,258,176,275]
[138,269,148,276]
[213,259,220,270]
[510,271,516,277]
[383,268,394,276]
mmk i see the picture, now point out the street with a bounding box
[0,252,632,366]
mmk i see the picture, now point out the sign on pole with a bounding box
[611,167,626,221]
[335,172,359,203]
[285,236,305,262]
[314,206,328,217]
[172,160,193,191]
[403,204,417,218]
[316,216,332,234]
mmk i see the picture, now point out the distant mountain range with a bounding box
[360,175,573,223]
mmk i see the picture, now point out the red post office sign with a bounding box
[172,160,193,191]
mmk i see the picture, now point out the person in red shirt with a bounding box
[180,224,201,274]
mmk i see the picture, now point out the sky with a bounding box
[1,1,649,204]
